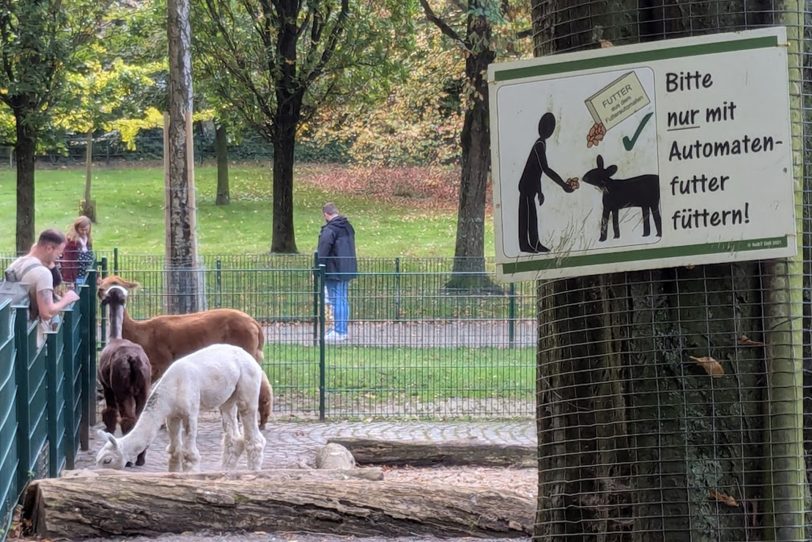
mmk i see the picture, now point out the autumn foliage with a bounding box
[306,164,469,211]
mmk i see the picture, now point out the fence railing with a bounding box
[0,280,96,542]
[94,252,537,420]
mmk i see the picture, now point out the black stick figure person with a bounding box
[517,112,576,253]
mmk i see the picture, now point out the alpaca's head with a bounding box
[95,430,128,469]
[100,284,128,307]
[97,275,139,302]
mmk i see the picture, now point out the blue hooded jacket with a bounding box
[317,215,357,280]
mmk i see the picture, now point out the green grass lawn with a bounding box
[0,162,496,257]
[267,344,535,406]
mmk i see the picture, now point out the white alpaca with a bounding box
[95,344,267,472]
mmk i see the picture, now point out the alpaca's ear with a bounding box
[122,279,140,291]
[596,155,604,169]
[97,430,118,449]
[606,165,618,177]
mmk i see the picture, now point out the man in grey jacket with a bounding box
[317,202,358,342]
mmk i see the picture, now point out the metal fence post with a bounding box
[317,263,326,421]
[215,259,222,308]
[81,272,98,436]
[394,257,401,321]
[13,307,31,492]
[99,257,108,352]
[45,332,60,478]
[113,247,119,275]
[508,283,516,348]
[62,308,76,469]
[312,252,319,346]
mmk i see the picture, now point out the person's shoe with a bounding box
[325,331,348,343]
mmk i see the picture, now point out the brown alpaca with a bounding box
[98,285,152,466]
[97,275,273,428]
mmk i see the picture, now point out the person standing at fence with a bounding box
[61,215,95,287]
[317,202,357,342]
[5,229,80,347]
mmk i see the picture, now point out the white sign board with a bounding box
[489,27,796,281]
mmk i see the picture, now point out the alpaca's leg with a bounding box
[239,402,265,471]
[258,371,273,429]
[181,415,201,472]
[220,401,243,470]
[118,396,137,435]
[101,387,118,433]
[165,416,184,472]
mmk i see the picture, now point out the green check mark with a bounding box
[622,112,653,151]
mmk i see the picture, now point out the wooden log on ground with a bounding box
[24,475,533,539]
[328,438,537,468]
[61,467,385,481]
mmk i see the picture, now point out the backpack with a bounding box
[0,261,44,312]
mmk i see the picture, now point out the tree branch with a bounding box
[419,0,464,46]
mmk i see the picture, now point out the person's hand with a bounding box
[63,289,80,305]
[564,177,580,192]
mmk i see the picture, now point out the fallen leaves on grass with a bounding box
[305,165,464,211]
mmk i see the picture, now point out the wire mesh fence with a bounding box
[88,251,536,421]
[528,1,807,540]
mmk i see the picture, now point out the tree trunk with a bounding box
[80,130,97,223]
[215,123,229,205]
[447,1,497,291]
[531,1,784,540]
[14,113,36,254]
[328,438,536,468]
[24,475,533,539]
[270,97,301,254]
[166,0,202,314]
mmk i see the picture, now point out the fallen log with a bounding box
[24,475,533,539]
[61,467,384,481]
[327,437,537,468]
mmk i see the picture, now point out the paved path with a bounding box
[75,414,536,472]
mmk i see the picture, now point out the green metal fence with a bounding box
[96,252,536,420]
[0,280,96,542]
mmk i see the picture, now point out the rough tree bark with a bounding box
[81,130,97,222]
[166,0,202,313]
[531,1,795,540]
[215,123,229,206]
[419,0,499,291]
[14,108,36,254]
[24,475,533,539]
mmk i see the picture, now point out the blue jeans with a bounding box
[325,279,350,335]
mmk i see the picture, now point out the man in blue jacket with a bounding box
[317,202,358,342]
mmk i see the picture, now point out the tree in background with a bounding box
[165,0,202,314]
[305,28,461,167]
[0,0,109,252]
[57,51,162,222]
[193,0,411,253]
[419,0,530,289]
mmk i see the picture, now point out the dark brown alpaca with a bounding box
[97,275,273,428]
[98,284,152,466]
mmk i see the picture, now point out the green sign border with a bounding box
[501,236,788,274]
[493,35,778,82]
